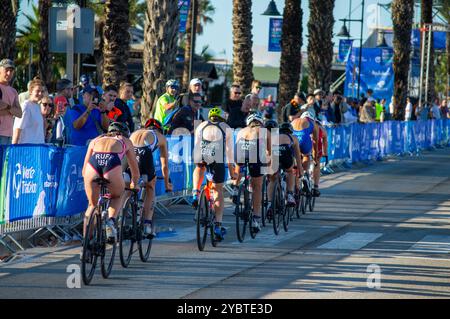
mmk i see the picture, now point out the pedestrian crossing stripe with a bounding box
[318,232,383,250]
[408,235,450,254]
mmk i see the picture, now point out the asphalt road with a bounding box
[1,148,450,299]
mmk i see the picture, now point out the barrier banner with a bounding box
[1,145,63,222]
[0,146,5,224]
[56,145,87,217]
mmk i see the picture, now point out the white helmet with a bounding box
[246,112,264,126]
[300,111,316,121]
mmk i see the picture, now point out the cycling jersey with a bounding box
[273,134,295,170]
[88,136,126,177]
[199,122,226,184]
[235,133,266,178]
[293,119,314,155]
[132,130,159,181]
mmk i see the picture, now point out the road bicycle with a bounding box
[196,173,220,251]
[81,178,117,285]
[118,175,153,267]
[234,160,258,243]
[261,174,270,227]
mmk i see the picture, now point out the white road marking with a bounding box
[318,232,383,250]
[408,235,450,254]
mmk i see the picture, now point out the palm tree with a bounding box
[182,0,199,89]
[307,0,335,93]
[421,0,435,103]
[102,0,131,87]
[38,0,52,86]
[182,0,215,88]
[141,0,179,123]
[391,0,414,120]
[232,0,254,95]
[278,0,302,114]
[0,0,19,60]
[436,0,450,100]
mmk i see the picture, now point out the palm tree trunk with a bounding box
[38,0,52,86]
[141,0,179,124]
[392,0,414,120]
[278,0,302,115]
[447,31,450,101]
[232,0,254,95]
[421,0,435,103]
[0,0,19,60]
[94,20,105,86]
[102,0,131,87]
[307,0,335,93]
[182,0,199,90]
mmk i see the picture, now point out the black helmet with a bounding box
[264,119,278,130]
[279,122,293,134]
[108,122,130,138]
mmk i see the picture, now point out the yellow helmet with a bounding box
[208,107,225,122]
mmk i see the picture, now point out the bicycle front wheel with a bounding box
[118,197,136,268]
[196,190,209,251]
[235,183,249,243]
[81,209,100,285]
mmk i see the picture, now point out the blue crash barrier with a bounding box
[0,119,449,224]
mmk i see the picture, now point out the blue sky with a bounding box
[18,0,419,66]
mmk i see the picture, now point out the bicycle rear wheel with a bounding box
[196,190,209,251]
[210,213,218,247]
[81,209,100,285]
[272,182,282,235]
[138,220,153,262]
[283,204,293,232]
[261,175,269,227]
[235,183,249,243]
[100,212,117,279]
[294,185,301,219]
[309,195,316,212]
[118,197,136,268]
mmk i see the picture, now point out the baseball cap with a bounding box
[313,88,324,96]
[81,85,99,95]
[190,78,202,86]
[0,59,15,69]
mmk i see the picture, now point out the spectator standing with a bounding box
[169,93,204,134]
[439,99,449,119]
[260,94,276,119]
[388,97,395,120]
[50,79,74,145]
[119,82,140,122]
[415,102,429,121]
[66,86,110,146]
[281,92,305,123]
[224,83,247,129]
[182,78,204,106]
[328,91,348,124]
[0,59,23,144]
[366,89,376,103]
[40,95,55,142]
[405,97,413,121]
[359,101,376,123]
[12,79,46,144]
[113,82,135,132]
[154,79,179,130]
[430,98,441,120]
[375,99,386,122]
[313,88,325,116]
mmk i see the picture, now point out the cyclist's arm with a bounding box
[124,139,140,188]
[158,133,171,190]
[223,123,237,178]
[321,127,328,157]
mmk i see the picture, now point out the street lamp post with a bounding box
[337,0,365,100]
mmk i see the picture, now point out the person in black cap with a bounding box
[281,92,306,123]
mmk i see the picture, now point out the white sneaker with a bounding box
[287,193,296,207]
[105,219,117,242]
[144,224,156,238]
[251,218,261,231]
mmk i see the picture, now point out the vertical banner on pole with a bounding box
[338,39,353,63]
[268,18,283,52]
[178,0,191,33]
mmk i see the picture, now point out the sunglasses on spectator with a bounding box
[233,91,242,95]
[41,103,54,107]
[170,86,179,90]
[255,86,262,90]
[192,100,202,104]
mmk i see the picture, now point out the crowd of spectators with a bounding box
[1,55,449,148]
